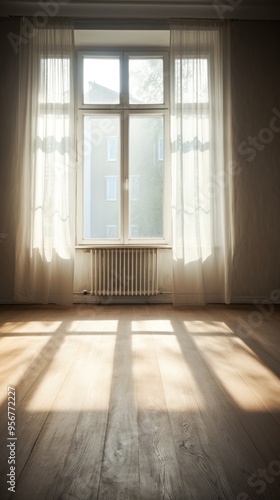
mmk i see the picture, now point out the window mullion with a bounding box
[121,54,129,244]
[122,110,129,244]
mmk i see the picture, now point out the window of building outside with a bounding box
[77,51,170,245]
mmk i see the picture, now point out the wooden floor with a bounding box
[0,304,279,500]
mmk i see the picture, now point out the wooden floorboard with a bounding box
[0,304,279,500]
[100,326,139,487]
[53,332,116,499]
[174,308,280,495]
[153,327,235,499]
[133,331,185,499]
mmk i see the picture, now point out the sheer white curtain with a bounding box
[14,19,75,305]
[170,21,233,305]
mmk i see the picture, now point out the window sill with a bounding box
[75,244,172,250]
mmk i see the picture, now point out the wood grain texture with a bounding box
[14,339,91,498]
[133,331,185,500]
[0,304,279,500]
[51,318,116,500]
[97,481,140,500]
[173,307,280,499]
[99,313,139,494]
[153,329,235,499]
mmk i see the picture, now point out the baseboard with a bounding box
[231,295,280,304]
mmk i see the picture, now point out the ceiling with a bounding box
[0,0,280,20]
[75,29,170,47]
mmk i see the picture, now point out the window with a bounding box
[130,174,140,201]
[129,115,165,238]
[130,225,139,238]
[107,137,118,161]
[128,56,164,104]
[105,176,118,201]
[106,225,118,238]
[158,137,164,161]
[78,51,169,245]
[82,115,121,239]
[83,56,120,104]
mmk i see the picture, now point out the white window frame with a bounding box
[125,109,170,245]
[77,49,170,246]
[125,52,169,109]
[78,51,123,109]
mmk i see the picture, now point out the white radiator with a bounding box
[90,248,158,296]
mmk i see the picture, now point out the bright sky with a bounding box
[83,58,120,94]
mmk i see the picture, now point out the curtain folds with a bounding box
[14,19,75,305]
[170,20,233,305]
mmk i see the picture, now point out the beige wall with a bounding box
[0,19,20,302]
[230,21,280,300]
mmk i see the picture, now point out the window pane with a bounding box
[130,175,140,201]
[129,57,164,104]
[83,115,120,239]
[105,176,117,201]
[175,58,209,104]
[106,137,118,161]
[129,116,164,239]
[83,57,120,104]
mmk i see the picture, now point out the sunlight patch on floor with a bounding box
[184,320,234,336]
[131,319,174,333]
[0,321,62,334]
[26,334,117,411]
[88,320,119,333]
[183,320,280,412]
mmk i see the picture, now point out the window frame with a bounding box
[76,48,171,247]
[77,109,123,245]
[78,51,123,109]
[125,51,169,109]
[125,109,170,245]
[78,50,169,111]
